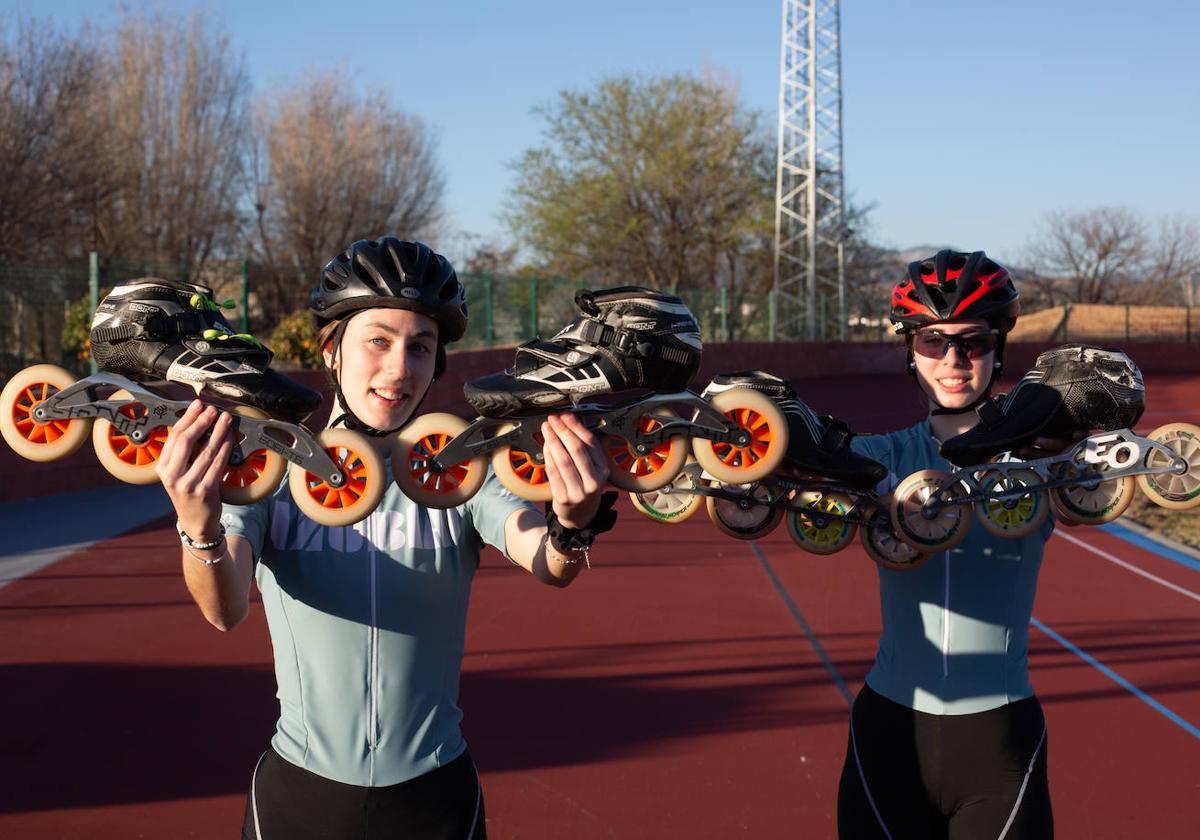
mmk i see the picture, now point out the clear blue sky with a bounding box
[20,0,1200,267]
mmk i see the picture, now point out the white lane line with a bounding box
[1055,529,1200,605]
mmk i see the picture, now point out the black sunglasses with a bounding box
[911,330,998,360]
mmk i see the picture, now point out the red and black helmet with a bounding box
[890,250,1019,334]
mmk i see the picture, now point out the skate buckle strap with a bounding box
[977,397,1007,429]
[817,418,853,454]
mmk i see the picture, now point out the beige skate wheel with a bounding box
[392,413,488,509]
[705,482,783,540]
[630,459,705,524]
[289,428,385,527]
[786,491,858,555]
[1136,423,1200,511]
[606,407,690,493]
[491,422,553,503]
[974,468,1050,540]
[692,388,789,485]
[890,469,973,552]
[860,518,929,572]
[0,364,91,462]
[220,407,287,505]
[1048,458,1134,525]
[92,389,171,484]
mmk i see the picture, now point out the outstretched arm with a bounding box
[156,400,255,629]
[504,412,612,586]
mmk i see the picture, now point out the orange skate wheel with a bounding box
[0,364,91,462]
[288,428,385,527]
[392,413,488,509]
[1136,423,1200,511]
[606,407,689,493]
[220,407,287,505]
[706,483,782,540]
[630,459,705,524]
[692,388,789,485]
[92,389,171,484]
[890,469,973,552]
[786,491,858,555]
[492,422,553,503]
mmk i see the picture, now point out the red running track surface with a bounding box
[1,373,1199,837]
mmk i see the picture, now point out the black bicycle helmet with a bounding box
[312,237,468,341]
[890,249,1021,416]
[312,238,468,436]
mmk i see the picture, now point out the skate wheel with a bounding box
[860,518,929,572]
[706,483,782,540]
[785,491,858,555]
[0,364,91,462]
[220,407,287,505]
[92,389,171,484]
[630,459,705,524]
[692,388,789,485]
[393,413,488,509]
[492,422,553,503]
[1048,458,1134,525]
[890,469,973,552]
[606,407,690,493]
[974,468,1049,540]
[288,428,385,527]
[1136,423,1200,511]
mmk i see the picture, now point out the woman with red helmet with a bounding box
[155,238,614,839]
[837,250,1064,839]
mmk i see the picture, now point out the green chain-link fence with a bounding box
[2,255,1194,382]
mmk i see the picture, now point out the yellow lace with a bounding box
[191,294,264,348]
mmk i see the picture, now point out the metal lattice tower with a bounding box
[773,0,846,341]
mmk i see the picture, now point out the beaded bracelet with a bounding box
[177,520,226,551]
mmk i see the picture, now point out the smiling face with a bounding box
[910,318,998,411]
[322,308,439,431]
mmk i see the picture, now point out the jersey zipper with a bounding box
[369,545,379,751]
[942,550,950,678]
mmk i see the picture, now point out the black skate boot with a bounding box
[90,277,322,424]
[940,344,1145,468]
[463,286,702,417]
[701,371,886,489]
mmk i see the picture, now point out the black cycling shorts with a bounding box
[838,684,1052,840]
[242,747,486,840]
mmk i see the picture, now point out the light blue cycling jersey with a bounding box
[221,465,534,787]
[851,420,1055,715]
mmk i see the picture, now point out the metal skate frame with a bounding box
[916,430,1190,518]
[426,391,756,475]
[30,373,348,487]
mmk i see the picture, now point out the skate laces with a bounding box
[188,293,264,347]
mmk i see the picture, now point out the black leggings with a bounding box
[838,685,1052,840]
[242,747,486,840]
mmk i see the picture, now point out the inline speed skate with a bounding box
[630,371,927,569]
[888,344,1200,551]
[0,278,385,527]
[390,287,790,507]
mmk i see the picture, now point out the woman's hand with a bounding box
[541,412,610,528]
[156,400,235,540]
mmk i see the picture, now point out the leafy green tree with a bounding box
[507,73,774,297]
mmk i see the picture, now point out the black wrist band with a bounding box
[544,491,619,554]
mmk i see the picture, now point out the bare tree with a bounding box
[250,69,445,296]
[87,9,250,274]
[1027,207,1148,304]
[0,19,107,262]
[1151,216,1200,306]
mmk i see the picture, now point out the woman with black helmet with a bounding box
[837,250,1069,839]
[155,238,613,839]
